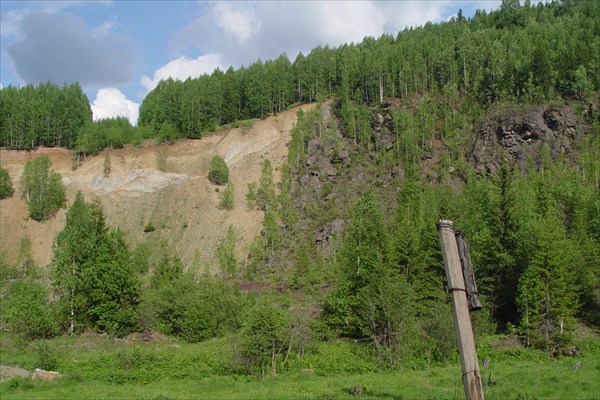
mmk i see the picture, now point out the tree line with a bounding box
[1,0,598,153]
[0,82,91,149]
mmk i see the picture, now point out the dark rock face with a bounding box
[471,105,579,174]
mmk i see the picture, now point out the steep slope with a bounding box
[0,104,314,269]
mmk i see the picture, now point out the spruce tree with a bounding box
[52,192,139,335]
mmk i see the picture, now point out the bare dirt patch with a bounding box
[0,104,314,269]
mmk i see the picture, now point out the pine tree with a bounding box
[517,207,579,349]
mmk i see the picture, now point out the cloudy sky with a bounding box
[1,1,502,125]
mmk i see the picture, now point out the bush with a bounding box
[238,299,290,376]
[144,270,242,342]
[33,340,60,371]
[218,183,235,210]
[103,156,111,177]
[208,155,229,185]
[0,167,13,198]
[144,222,156,233]
[246,182,257,209]
[4,279,58,340]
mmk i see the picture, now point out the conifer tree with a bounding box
[52,192,139,335]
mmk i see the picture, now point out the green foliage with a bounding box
[208,155,229,185]
[52,192,140,336]
[159,122,180,143]
[218,182,235,210]
[217,225,238,279]
[150,254,183,289]
[144,221,156,233]
[145,265,241,342]
[256,159,277,210]
[103,156,111,177]
[0,331,598,398]
[0,82,91,150]
[324,189,391,336]
[76,117,136,154]
[238,298,291,376]
[15,236,40,278]
[131,241,152,274]
[246,182,257,209]
[0,251,17,289]
[299,341,378,374]
[20,156,66,221]
[0,167,14,198]
[4,279,58,340]
[1,2,598,156]
[517,209,580,349]
[33,340,60,371]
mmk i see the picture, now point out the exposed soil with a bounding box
[0,104,314,269]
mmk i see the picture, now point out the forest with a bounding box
[1,0,598,151]
[0,1,599,398]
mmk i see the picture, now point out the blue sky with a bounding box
[1,1,502,125]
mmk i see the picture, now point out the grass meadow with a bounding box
[1,332,598,400]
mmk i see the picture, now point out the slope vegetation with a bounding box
[0,104,314,268]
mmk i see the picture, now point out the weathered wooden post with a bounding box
[437,220,484,400]
[455,231,482,312]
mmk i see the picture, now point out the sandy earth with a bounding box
[0,103,314,270]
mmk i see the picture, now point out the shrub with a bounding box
[33,340,60,371]
[246,182,257,209]
[103,156,111,177]
[208,155,229,185]
[144,221,156,233]
[145,266,241,342]
[238,299,291,376]
[0,167,13,198]
[218,182,235,210]
[4,279,58,340]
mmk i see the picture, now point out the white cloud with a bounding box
[212,2,260,42]
[140,53,224,93]
[6,12,135,86]
[317,2,385,44]
[171,1,453,69]
[91,87,139,126]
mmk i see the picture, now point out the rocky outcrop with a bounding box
[471,105,580,174]
[0,365,30,382]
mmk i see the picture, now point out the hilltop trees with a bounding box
[0,1,596,156]
[133,0,598,139]
[0,82,91,150]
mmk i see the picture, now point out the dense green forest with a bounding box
[1,0,598,152]
[1,0,599,384]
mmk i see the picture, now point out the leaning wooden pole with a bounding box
[437,220,484,400]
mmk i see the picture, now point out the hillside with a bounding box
[0,2,599,396]
[0,104,314,268]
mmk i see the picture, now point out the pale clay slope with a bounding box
[0,104,314,269]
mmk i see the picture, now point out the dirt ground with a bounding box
[0,103,314,270]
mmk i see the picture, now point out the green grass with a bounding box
[1,333,599,400]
